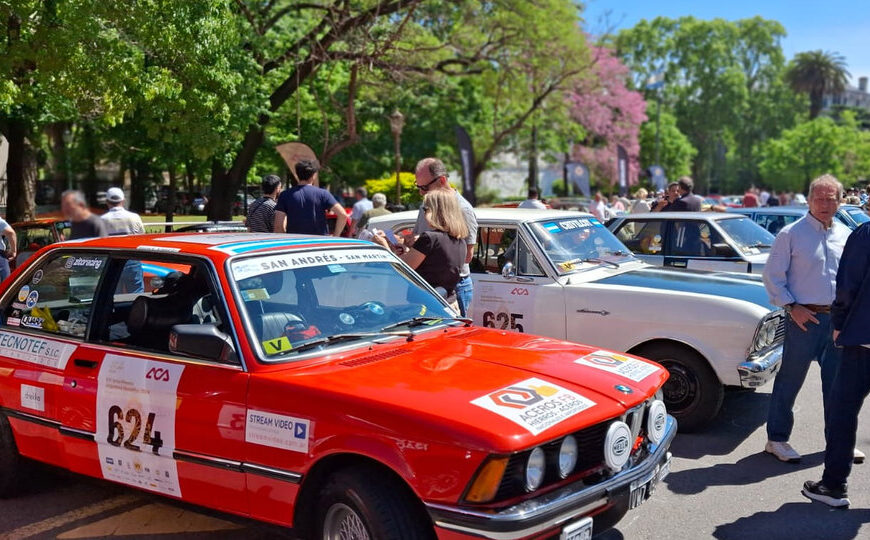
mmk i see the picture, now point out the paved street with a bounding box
[1,363,868,540]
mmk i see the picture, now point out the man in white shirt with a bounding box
[350,187,373,234]
[518,187,546,209]
[101,187,145,293]
[101,187,145,235]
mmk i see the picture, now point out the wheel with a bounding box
[316,468,434,540]
[0,413,24,497]
[636,343,723,432]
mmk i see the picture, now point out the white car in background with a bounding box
[367,208,784,431]
[606,212,774,275]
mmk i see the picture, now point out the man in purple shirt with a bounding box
[762,174,855,464]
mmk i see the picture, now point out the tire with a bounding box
[315,467,434,540]
[637,343,724,432]
[0,413,23,498]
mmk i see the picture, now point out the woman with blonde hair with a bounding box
[630,188,651,213]
[372,190,468,307]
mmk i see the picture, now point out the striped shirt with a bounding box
[247,197,277,233]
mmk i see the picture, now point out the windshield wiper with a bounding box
[282,331,413,355]
[579,257,621,269]
[746,242,771,248]
[379,316,471,333]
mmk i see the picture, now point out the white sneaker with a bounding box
[854,448,865,464]
[765,440,801,463]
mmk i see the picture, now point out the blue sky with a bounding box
[583,0,869,86]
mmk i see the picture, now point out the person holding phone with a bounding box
[371,189,467,310]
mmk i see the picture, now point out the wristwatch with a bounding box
[783,303,795,313]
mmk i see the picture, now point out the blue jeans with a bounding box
[117,260,145,294]
[766,313,841,442]
[456,275,473,318]
[0,258,9,282]
[822,346,870,488]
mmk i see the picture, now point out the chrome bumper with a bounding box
[737,345,783,388]
[426,416,677,540]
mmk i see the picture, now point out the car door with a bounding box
[60,254,249,515]
[611,218,666,267]
[469,224,566,339]
[0,250,100,466]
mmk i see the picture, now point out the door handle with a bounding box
[515,277,534,283]
[73,359,98,369]
[577,309,610,316]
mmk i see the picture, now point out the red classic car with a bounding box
[0,233,674,539]
[9,218,71,269]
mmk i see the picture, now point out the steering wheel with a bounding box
[338,301,387,327]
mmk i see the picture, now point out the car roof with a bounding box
[728,207,807,215]
[11,218,69,227]
[49,233,373,261]
[616,211,744,220]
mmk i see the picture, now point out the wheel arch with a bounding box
[627,338,723,384]
[293,452,432,537]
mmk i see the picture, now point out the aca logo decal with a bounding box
[488,383,557,409]
[146,367,171,382]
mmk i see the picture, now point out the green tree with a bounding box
[615,16,802,193]
[758,112,870,191]
[639,103,696,179]
[785,50,850,119]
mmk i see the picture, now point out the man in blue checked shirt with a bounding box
[761,174,859,465]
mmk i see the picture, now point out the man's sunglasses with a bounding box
[415,176,442,192]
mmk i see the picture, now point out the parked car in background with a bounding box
[9,219,71,269]
[0,233,675,539]
[606,212,774,275]
[729,204,869,235]
[368,209,785,431]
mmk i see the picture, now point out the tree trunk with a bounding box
[4,119,37,223]
[82,124,98,206]
[129,157,148,214]
[166,165,177,230]
[208,126,264,220]
[45,122,69,204]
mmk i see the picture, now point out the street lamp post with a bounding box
[389,109,405,206]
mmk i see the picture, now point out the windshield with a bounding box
[230,248,457,361]
[842,206,870,226]
[528,217,635,273]
[716,217,775,253]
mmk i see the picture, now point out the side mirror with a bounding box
[502,261,516,279]
[712,243,738,257]
[170,324,239,364]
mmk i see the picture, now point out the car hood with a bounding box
[280,327,667,451]
[595,266,774,310]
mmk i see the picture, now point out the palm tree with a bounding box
[785,50,851,119]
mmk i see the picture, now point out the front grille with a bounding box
[774,314,786,344]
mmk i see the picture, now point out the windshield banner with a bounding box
[232,248,395,280]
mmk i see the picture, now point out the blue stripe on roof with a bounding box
[217,237,370,254]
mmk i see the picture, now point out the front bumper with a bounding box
[737,345,782,388]
[426,416,677,540]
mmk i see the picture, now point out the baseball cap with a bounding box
[106,187,125,203]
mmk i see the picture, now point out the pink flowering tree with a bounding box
[568,45,647,191]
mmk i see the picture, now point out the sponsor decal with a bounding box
[0,331,76,369]
[241,288,270,301]
[245,409,311,453]
[11,302,27,310]
[262,336,292,355]
[31,269,44,285]
[96,355,184,496]
[327,264,347,273]
[543,222,561,234]
[471,378,596,435]
[25,290,39,309]
[20,315,44,329]
[17,285,30,303]
[558,218,596,230]
[65,257,104,270]
[575,350,660,383]
[20,384,45,412]
[232,248,395,281]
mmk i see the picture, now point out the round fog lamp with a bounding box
[525,447,546,491]
[604,421,632,472]
[558,435,578,478]
[647,400,668,445]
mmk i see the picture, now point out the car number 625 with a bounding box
[482,311,524,332]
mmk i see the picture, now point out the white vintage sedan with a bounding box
[606,212,774,275]
[367,208,784,431]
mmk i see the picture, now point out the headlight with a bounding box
[754,317,779,351]
[525,447,546,491]
[647,400,668,444]
[558,436,578,478]
[604,421,632,472]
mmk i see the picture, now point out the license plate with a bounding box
[560,517,593,540]
[629,454,672,509]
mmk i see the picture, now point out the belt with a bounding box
[801,304,831,314]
